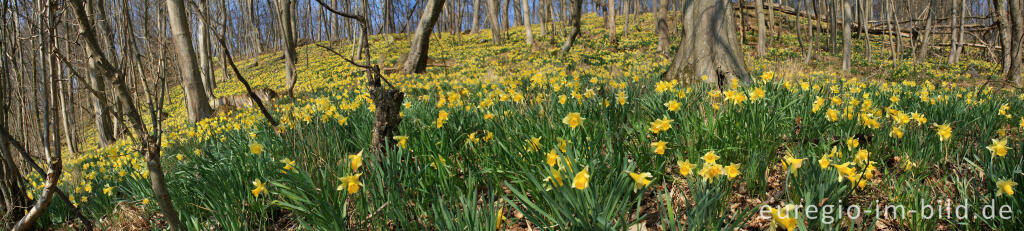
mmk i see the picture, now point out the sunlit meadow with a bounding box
[25,13,1024,230]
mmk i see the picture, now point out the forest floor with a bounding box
[31,11,1024,230]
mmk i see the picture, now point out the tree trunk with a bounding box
[914,0,933,63]
[804,0,815,63]
[559,0,582,54]
[606,0,616,44]
[664,0,749,86]
[523,0,535,46]
[996,0,1012,74]
[278,0,299,95]
[486,0,504,43]
[71,0,186,229]
[756,0,767,57]
[83,2,115,147]
[656,0,670,55]
[249,0,264,66]
[947,0,964,64]
[842,0,852,70]
[198,0,216,99]
[472,0,481,33]
[403,0,446,73]
[861,0,871,61]
[167,0,214,123]
[1008,0,1023,85]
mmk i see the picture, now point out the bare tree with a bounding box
[1009,0,1023,85]
[663,0,749,85]
[914,0,933,63]
[656,0,669,55]
[168,0,214,123]
[559,0,582,54]
[402,0,446,73]
[279,0,299,95]
[606,0,616,45]
[472,0,481,33]
[842,0,852,70]
[523,0,535,46]
[756,0,767,57]
[69,0,185,229]
[486,0,504,43]
[198,0,216,99]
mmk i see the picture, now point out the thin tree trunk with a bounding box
[402,0,446,73]
[861,0,871,61]
[523,0,535,46]
[279,0,299,95]
[168,0,214,123]
[804,0,815,63]
[486,0,504,43]
[559,0,582,54]
[842,0,852,70]
[606,0,616,44]
[756,0,767,57]
[915,0,933,63]
[83,0,115,147]
[1008,0,1023,85]
[198,0,215,99]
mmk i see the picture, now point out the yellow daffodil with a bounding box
[698,163,723,182]
[996,179,1017,197]
[664,100,681,112]
[769,206,798,231]
[545,150,559,167]
[648,116,674,134]
[572,166,590,190]
[846,137,859,150]
[394,136,409,149]
[935,123,952,141]
[251,179,267,198]
[818,155,830,169]
[782,155,805,174]
[724,163,741,179]
[987,138,1010,157]
[678,160,695,176]
[702,150,720,164]
[628,171,653,192]
[103,184,114,196]
[562,112,584,129]
[348,150,363,171]
[250,142,264,155]
[650,141,668,155]
[337,174,362,194]
[436,110,449,128]
[280,158,296,173]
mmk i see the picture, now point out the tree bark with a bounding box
[756,0,767,57]
[1008,0,1023,85]
[656,0,670,55]
[402,0,446,73]
[842,0,852,70]
[804,0,815,63]
[198,0,216,99]
[279,0,299,95]
[83,1,116,147]
[167,0,214,123]
[606,0,616,44]
[664,0,749,86]
[70,0,185,229]
[523,0,535,46]
[861,0,871,61]
[559,0,582,54]
[486,0,504,43]
[914,0,933,63]
[250,0,264,65]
